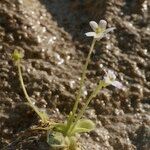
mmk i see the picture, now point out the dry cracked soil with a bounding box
[0,0,150,150]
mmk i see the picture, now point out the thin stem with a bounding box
[17,62,48,123]
[73,39,96,117]
[76,83,103,121]
[65,39,96,135]
[69,81,103,135]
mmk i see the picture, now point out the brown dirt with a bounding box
[0,0,150,150]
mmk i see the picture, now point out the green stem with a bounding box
[72,39,96,116]
[65,39,96,135]
[17,62,48,123]
[69,81,103,135]
[73,39,96,114]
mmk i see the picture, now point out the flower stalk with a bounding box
[12,50,49,124]
[65,38,96,135]
[68,81,105,135]
[72,39,96,117]
[18,62,49,123]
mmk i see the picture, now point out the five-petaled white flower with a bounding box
[85,20,115,41]
[103,70,123,89]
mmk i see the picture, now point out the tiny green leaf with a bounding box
[71,119,95,135]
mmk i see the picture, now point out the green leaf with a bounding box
[47,131,66,149]
[47,131,79,150]
[71,119,95,135]
[54,123,67,133]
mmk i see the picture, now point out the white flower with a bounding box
[103,70,123,89]
[85,20,115,41]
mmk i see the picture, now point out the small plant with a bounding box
[12,20,123,150]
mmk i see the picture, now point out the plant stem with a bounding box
[17,61,48,123]
[72,39,96,117]
[65,39,96,135]
[76,82,103,121]
[69,81,103,135]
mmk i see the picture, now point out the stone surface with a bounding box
[0,0,150,149]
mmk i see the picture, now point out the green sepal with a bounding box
[12,50,24,61]
[99,80,107,88]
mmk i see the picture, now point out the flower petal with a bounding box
[103,70,117,85]
[85,32,96,37]
[104,27,115,35]
[111,81,123,89]
[107,70,116,80]
[99,20,107,29]
[103,77,111,85]
[89,21,98,32]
